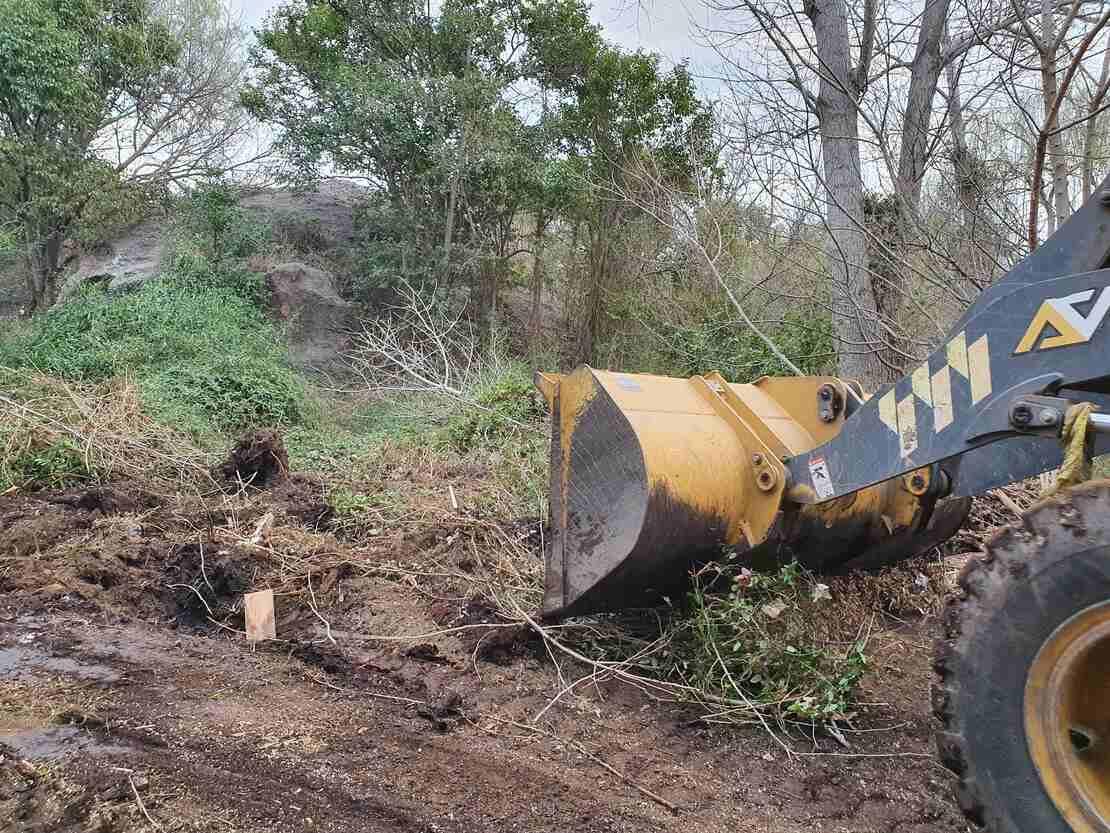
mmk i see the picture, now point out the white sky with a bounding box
[228,0,723,77]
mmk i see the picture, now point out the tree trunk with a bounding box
[945,50,976,226]
[24,225,63,313]
[809,0,890,388]
[945,46,998,283]
[578,223,609,365]
[475,255,501,349]
[895,0,950,212]
[1040,0,1071,231]
[441,116,468,277]
[1083,41,1110,201]
[528,210,548,356]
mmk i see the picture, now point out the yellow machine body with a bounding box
[536,366,970,619]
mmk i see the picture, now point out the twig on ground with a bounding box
[303,671,426,706]
[129,775,163,831]
[306,570,338,648]
[198,537,213,594]
[167,583,214,617]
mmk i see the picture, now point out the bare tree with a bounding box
[703,0,1108,387]
[1016,4,1110,246]
[95,0,268,189]
[1081,38,1110,201]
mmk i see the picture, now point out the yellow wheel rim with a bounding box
[1026,599,1110,833]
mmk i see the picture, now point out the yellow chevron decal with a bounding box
[1015,287,1110,353]
[968,334,992,404]
[878,390,898,435]
[931,364,953,432]
[946,332,968,378]
[897,395,917,457]
[911,363,932,405]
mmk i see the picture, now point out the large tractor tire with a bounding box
[935,481,1110,833]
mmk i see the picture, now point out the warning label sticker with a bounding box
[809,456,835,500]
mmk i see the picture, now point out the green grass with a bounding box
[0,436,95,492]
[283,362,548,518]
[0,280,314,440]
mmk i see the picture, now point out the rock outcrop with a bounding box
[56,217,169,302]
[265,262,351,368]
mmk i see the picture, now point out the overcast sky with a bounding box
[227,0,723,78]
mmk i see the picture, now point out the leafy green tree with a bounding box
[0,0,179,310]
[245,0,526,298]
[536,37,715,362]
[245,0,713,356]
[1,0,257,312]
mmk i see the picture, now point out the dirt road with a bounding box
[0,483,969,833]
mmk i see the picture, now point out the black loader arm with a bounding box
[787,176,1110,505]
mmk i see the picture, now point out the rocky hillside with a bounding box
[5,181,368,367]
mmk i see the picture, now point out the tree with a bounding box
[245,0,528,307]
[246,0,713,361]
[559,50,713,362]
[0,0,257,312]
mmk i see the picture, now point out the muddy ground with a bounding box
[0,475,972,833]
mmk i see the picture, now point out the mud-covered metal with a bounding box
[540,368,756,618]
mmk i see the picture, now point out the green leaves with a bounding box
[666,559,869,723]
[0,275,311,437]
[246,0,714,303]
[0,0,183,308]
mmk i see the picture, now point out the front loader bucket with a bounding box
[536,366,974,620]
[538,367,757,619]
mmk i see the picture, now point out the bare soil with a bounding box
[0,478,970,833]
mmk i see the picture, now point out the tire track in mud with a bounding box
[1,601,967,833]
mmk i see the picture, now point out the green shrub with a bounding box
[0,438,94,491]
[660,307,835,382]
[0,280,312,438]
[326,486,372,517]
[166,236,266,302]
[439,364,545,452]
[186,178,270,263]
[663,559,868,722]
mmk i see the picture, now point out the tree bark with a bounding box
[578,227,605,365]
[809,0,890,388]
[1083,39,1110,201]
[441,115,468,277]
[1039,7,1071,232]
[528,210,548,356]
[945,42,999,281]
[895,0,951,212]
[23,225,63,313]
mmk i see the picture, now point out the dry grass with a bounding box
[0,368,215,495]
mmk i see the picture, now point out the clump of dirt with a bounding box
[215,429,289,489]
[455,597,542,665]
[0,498,91,562]
[266,473,333,529]
[168,543,254,628]
[50,486,159,516]
[0,749,136,832]
[0,482,288,629]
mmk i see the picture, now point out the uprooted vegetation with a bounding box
[0,254,1045,832]
[0,351,1022,745]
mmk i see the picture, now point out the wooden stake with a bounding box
[244,589,276,642]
